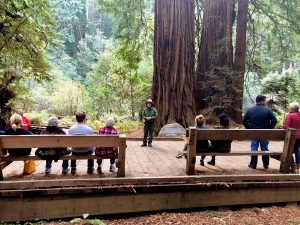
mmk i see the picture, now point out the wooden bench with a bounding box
[0,134,127,180]
[186,128,297,175]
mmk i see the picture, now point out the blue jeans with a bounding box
[46,160,68,169]
[293,139,300,164]
[249,139,269,168]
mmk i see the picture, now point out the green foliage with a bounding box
[0,0,58,108]
[244,0,300,112]
[114,119,142,134]
[25,110,50,125]
[261,71,300,109]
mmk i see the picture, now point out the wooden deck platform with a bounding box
[3,140,285,180]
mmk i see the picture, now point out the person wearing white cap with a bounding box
[95,117,119,173]
[141,99,158,147]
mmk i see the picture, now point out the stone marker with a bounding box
[158,123,186,137]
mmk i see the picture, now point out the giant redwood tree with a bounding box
[196,0,236,119]
[152,0,195,129]
[196,0,249,122]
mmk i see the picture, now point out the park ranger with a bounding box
[141,99,158,147]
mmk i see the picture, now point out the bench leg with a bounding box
[186,128,197,175]
[117,137,126,177]
[280,129,296,173]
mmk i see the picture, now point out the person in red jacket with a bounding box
[284,102,300,173]
[16,109,31,131]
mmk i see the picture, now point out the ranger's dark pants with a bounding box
[143,122,155,145]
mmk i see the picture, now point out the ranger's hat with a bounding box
[146,99,154,105]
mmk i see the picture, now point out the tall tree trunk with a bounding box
[196,0,236,119]
[233,0,249,122]
[153,0,195,130]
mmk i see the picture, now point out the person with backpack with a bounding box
[36,117,70,175]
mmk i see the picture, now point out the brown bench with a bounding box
[186,128,297,175]
[0,134,127,180]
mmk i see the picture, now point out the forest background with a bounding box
[0,0,299,133]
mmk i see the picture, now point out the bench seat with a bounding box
[195,151,282,156]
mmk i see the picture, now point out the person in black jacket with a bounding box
[243,95,277,169]
[0,109,7,134]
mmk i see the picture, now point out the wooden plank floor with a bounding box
[2,141,284,181]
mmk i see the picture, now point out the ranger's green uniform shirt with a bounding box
[142,107,158,122]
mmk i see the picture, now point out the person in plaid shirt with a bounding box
[96,117,119,173]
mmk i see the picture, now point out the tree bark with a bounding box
[233,0,249,122]
[153,0,195,130]
[196,0,237,120]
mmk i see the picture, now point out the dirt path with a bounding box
[37,205,300,225]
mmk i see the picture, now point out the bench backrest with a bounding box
[0,134,126,149]
[186,128,296,175]
[193,129,287,141]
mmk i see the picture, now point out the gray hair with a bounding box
[48,117,59,127]
[106,117,115,127]
[290,102,299,111]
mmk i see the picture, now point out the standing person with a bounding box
[16,109,31,131]
[36,117,69,175]
[96,117,119,173]
[243,95,277,169]
[67,112,95,174]
[5,114,32,156]
[141,99,158,147]
[284,102,300,173]
[0,109,7,134]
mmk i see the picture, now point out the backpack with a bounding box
[35,147,71,160]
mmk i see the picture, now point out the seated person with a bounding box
[16,109,31,131]
[202,113,232,166]
[178,115,209,166]
[67,112,95,175]
[95,117,119,173]
[36,117,69,175]
[5,114,32,156]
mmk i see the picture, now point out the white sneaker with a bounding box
[109,164,116,173]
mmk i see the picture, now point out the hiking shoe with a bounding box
[176,151,183,159]
[62,168,69,174]
[97,166,102,174]
[200,160,204,166]
[248,165,256,170]
[148,143,153,147]
[45,167,51,175]
[109,164,116,173]
[71,168,77,175]
[141,143,147,147]
[87,168,94,174]
[264,166,269,169]
[207,160,215,166]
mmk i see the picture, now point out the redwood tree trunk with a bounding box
[233,0,249,122]
[196,0,236,119]
[153,0,195,130]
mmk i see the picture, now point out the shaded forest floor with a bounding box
[22,205,300,225]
